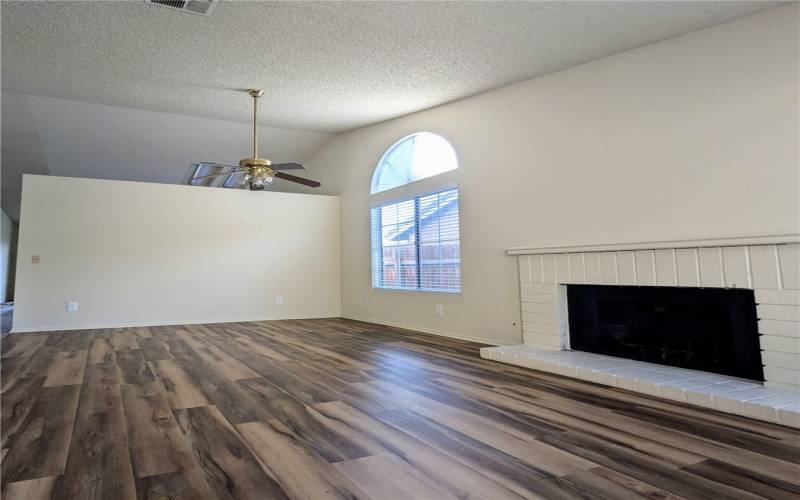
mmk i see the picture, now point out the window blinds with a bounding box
[371,188,461,292]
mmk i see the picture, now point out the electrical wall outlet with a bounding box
[435,304,444,317]
[275,296,284,305]
[31,255,40,264]
[67,302,79,312]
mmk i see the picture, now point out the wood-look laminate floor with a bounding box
[1,318,798,499]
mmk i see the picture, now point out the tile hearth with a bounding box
[481,345,800,428]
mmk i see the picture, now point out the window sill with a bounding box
[372,286,461,295]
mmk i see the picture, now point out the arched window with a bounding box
[371,132,458,194]
[370,133,461,293]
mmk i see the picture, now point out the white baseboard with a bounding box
[9,312,341,333]
[342,315,518,347]
[10,314,517,348]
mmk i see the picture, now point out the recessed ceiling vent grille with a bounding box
[146,0,218,16]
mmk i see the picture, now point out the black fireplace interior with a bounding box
[567,285,763,381]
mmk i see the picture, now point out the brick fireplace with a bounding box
[481,234,800,427]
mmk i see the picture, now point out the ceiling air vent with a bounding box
[146,0,218,16]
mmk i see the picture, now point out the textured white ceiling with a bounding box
[0,1,785,220]
[1,1,783,133]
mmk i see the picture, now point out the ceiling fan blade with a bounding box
[198,162,240,169]
[223,170,250,189]
[270,163,305,171]
[192,169,242,181]
[185,163,236,187]
[273,171,321,188]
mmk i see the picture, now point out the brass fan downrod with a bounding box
[249,88,263,159]
[240,89,273,184]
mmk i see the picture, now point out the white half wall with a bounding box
[301,6,800,346]
[13,175,341,331]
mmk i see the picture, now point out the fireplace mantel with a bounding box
[507,232,800,255]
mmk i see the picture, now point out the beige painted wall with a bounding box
[13,175,341,331]
[300,6,800,345]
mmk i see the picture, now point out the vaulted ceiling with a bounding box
[1,1,784,220]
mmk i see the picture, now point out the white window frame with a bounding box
[369,132,460,294]
[370,132,458,195]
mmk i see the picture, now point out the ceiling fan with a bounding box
[184,89,321,191]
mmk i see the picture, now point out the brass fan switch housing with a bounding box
[239,157,272,169]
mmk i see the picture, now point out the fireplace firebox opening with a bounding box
[567,285,763,381]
